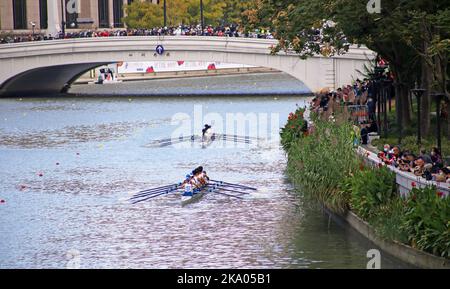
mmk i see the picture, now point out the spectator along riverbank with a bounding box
[280,83,449,268]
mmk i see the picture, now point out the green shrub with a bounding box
[370,197,409,243]
[400,186,450,258]
[349,166,397,220]
[284,115,358,213]
[281,108,450,259]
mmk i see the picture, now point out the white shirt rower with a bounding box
[191,175,202,189]
[202,124,213,142]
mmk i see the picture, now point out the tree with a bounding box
[222,0,255,25]
[248,0,450,136]
[397,3,450,136]
[186,0,225,26]
[167,0,192,26]
[123,1,164,28]
[124,0,228,28]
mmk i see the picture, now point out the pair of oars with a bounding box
[206,180,257,199]
[146,135,200,148]
[131,185,182,204]
[131,181,249,201]
[147,134,260,148]
[130,180,256,204]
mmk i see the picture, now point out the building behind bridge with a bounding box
[0,0,158,35]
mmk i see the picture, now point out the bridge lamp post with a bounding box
[163,0,167,28]
[60,0,66,36]
[200,0,204,33]
[30,22,36,39]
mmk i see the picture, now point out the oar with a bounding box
[132,188,180,204]
[134,184,181,194]
[132,183,183,199]
[146,135,199,148]
[134,183,182,195]
[221,134,260,140]
[221,138,251,144]
[208,189,244,199]
[212,183,255,191]
[132,192,167,204]
[154,135,198,144]
[210,180,257,191]
[130,187,181,200]
[201,134,251,145]
[211,187,251,195]
[219,135,251,143]
[157,138,199,148]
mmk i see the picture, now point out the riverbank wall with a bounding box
[324,207,450,269]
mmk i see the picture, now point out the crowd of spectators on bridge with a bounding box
[0,24,274,45]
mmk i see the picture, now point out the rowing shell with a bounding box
[181,185,212,206]
[131,179,255,205]
[181,190,206,206]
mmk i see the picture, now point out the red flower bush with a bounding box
[280,108,307,151]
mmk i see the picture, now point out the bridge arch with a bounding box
[0,37,375,97]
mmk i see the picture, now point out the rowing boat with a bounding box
[181,189,207,206]
[145,128,260,148]
[130,176,256,205]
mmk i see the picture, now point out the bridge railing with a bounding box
[0,36,374,61]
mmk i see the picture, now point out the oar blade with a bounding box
[134,183,181,195]
[145,135,200,148]
[208,189,244,199]
[210,180,257,191]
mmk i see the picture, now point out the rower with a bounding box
[203,170,210,182]
[191,166,205,189]
[202,124,213,142]
[192,166,203,176]
[192,172,202,189]
[199,170,209,186]
[183,175,193,197]
[183,174,192,184]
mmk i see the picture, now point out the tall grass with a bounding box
[284,115,359,213]
[281,109,449,259]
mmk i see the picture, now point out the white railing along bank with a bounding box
[357,146,449,197]
[303,106,449,197]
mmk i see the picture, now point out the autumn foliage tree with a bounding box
[248,0,450,138]
[123,0,255,28]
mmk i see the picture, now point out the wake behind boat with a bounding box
[130,166,257,205]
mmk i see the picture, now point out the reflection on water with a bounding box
[69,72,311,96]
[0,74,410,268]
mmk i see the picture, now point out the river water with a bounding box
[0,73,410,268]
